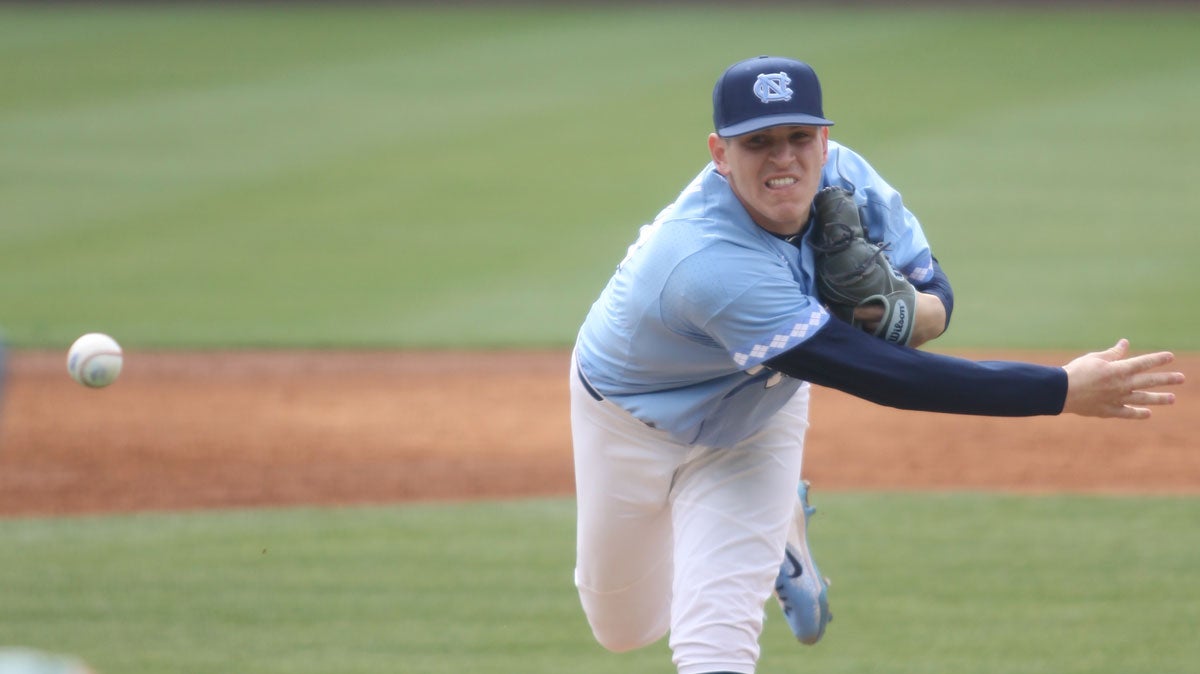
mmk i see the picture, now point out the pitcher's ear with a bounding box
[709,133,729,174]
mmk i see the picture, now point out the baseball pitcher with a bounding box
[570,56,1182,674]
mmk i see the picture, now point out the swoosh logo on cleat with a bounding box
[783,549,803,579]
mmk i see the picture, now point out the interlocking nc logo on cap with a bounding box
[712,57,833,136]
[753,72,793,103]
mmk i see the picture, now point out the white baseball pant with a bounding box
[570,356,809,674]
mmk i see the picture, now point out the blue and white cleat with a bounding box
[774,480,832,645]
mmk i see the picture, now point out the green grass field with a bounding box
[2,5,1198,674]
[2,4,1197,350]
[3,496,1198,674]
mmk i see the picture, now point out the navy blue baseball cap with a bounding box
[713,56,834,137]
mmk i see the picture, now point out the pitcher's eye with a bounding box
[742,135,769,149]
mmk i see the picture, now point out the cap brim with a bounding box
[717,113,834,138]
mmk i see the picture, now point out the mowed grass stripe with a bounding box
[1,7,1197,348]
[2,495,1198,673]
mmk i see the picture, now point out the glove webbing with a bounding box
[811,225,894,287]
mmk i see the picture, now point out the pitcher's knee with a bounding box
[579,590,669,652]
[589,620,667,653]
[576,572,671,653]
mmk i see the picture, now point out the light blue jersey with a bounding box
[576,141,935,447]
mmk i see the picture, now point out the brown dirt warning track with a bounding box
[0,349,1195,518]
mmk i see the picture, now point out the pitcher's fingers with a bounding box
[1124,390,1177,407]
[1122,351,1176,373]
[1109,338,1131,357]
[1112,404,1154,420]
[1095,339,1131,361]
[1130,370,1186,389]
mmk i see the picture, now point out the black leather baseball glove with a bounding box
[811,186,917,345]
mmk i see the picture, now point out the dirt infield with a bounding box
[0,349,1195,517]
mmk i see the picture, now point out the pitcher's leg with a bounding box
[667,386,810,674]
[570,362,685,652]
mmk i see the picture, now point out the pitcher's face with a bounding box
[709,125,829,237]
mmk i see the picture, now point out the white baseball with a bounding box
[66,333,123,388]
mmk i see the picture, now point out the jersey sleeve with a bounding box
[824,143,936,284]
[765,316,1066,416]
[661,245,831,370]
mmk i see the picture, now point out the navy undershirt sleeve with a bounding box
[764,316,1066,416]
[915,257,954,332]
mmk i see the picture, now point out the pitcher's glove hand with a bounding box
[811,186,917,345]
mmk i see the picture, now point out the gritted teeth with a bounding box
[766,176,798,188]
